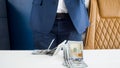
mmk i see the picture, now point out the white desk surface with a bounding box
[0,50,120,68]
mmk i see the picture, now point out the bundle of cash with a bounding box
[63,41,88,68]
[32,39,56,56]
[32,40,88,68]
[32,39,66,56]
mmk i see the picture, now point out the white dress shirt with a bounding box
[57,0,68,13]
[57,0,89,13]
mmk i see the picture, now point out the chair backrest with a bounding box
[0,0,10,50]
[85,0,120,49]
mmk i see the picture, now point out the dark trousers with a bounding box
[33,14,82,49]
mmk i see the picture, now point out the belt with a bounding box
[56,13,70,19]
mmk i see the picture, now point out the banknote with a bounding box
[68,41,83,59]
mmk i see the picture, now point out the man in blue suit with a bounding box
[30,0,89,49]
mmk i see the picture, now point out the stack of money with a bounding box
[32,40,88,68]
[63,41,88,68]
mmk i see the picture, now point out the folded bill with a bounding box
[68,41,83,59]
[62,40,88,68]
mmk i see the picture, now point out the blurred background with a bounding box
[0,0,34,50]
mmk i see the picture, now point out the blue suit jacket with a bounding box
[30,0,89,34]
